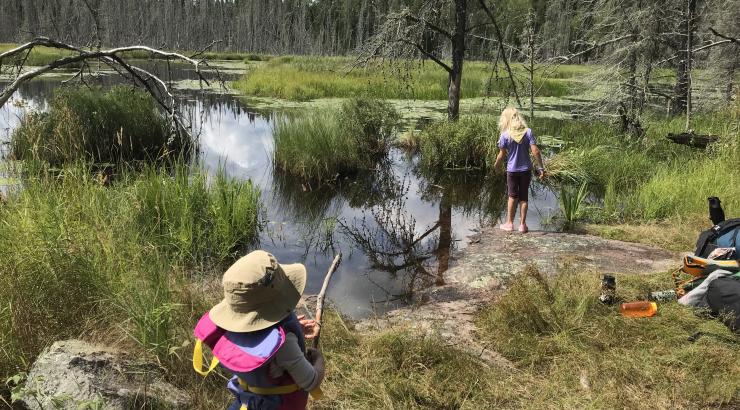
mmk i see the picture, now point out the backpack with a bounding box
[695,218,740,260]
[706,277,740,333]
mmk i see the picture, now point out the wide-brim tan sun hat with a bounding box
[209,250,306,333]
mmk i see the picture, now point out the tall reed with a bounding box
[10,86,189,167]
[0,163,260,378]
[273,98,399,184]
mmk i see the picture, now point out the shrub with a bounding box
[416,116,497,169]
[10,86,188,167]
[273,98,399,183]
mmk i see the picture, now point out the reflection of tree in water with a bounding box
[417,169,507,222]
[268,163,400,260]
[339,166,508,300]
[419,169,507,286]
[269,173,344,258]
[339,177,445,299]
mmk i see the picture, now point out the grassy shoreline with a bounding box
[315,266,739,409]
[0,164,261,386]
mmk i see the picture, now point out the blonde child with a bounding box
[493,107,545,233]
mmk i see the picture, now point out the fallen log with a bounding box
[666,132,718,149]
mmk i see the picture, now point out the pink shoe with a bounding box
[519,224,529,233]
[500,222,514,231]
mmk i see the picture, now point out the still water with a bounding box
[0,72,559,318]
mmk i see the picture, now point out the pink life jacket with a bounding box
[193,312,309,410]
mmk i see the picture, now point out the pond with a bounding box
[0,62,561,318]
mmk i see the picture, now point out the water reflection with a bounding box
[1,78,560,318]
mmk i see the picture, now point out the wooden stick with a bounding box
[312,252,342,349]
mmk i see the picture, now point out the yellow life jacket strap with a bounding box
[237,379,323,400]
[238,378,300,395]
[193,339,220,377]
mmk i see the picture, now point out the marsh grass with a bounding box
[273,98,399,184]
[234,55,585,101]
[559,181,590,230]
[10,86,187,167]
[541,103,739,223]
[0,43,256,66]
[0,163,260,383]
[416,116,497,170]
[0,43,79,66]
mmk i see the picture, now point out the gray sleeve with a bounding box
[274,333,318,391]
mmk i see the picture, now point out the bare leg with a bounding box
[519,201,528,225]
[507,197,517,224]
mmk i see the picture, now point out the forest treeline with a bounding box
[1,0,733,60]
[1,0,738,119]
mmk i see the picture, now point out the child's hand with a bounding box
[536,168,546,181]
[297,314,320,339]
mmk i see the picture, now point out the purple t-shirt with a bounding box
[498,128,536,173]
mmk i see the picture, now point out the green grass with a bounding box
[0,43,78,66]
[0,43,259,66]
[474,266,740,408]
[559,181,590,230]
[314,266,739,409]
[0,163,260,383]
[273,98,399,184]
[10,86,188,167]
[234,55,587,101]
[414,115,498,170]
[541,103,739,223]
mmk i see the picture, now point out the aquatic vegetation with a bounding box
[559,181,590,230]
[10,86,187,167]
[416,116,497,169]
[0,163,260,374]
[273,98,399,184]
[539,104,739,223]
[234,55,583,101]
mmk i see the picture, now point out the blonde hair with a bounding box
[498,107,528,133]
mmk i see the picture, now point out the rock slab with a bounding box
[22,340,189,410]
[356,229,679,370]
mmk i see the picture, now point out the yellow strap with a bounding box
[192,339,220,377]
[238,378,300,395]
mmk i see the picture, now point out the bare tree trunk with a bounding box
[685,0,693,131]
[447,0,467,121]
[527,10,535,120]
[672,0,697,115]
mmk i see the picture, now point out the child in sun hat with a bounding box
[493,106,546,233]
[193,250,324,410]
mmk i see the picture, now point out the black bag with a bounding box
[695,218,740,259]
[706,278,740,333]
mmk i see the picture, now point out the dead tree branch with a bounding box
[478,0,522,107]
[0,37,222,137]
[549,34,637,63]
[709,27,740,45]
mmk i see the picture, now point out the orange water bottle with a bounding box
[620,301,657,318]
